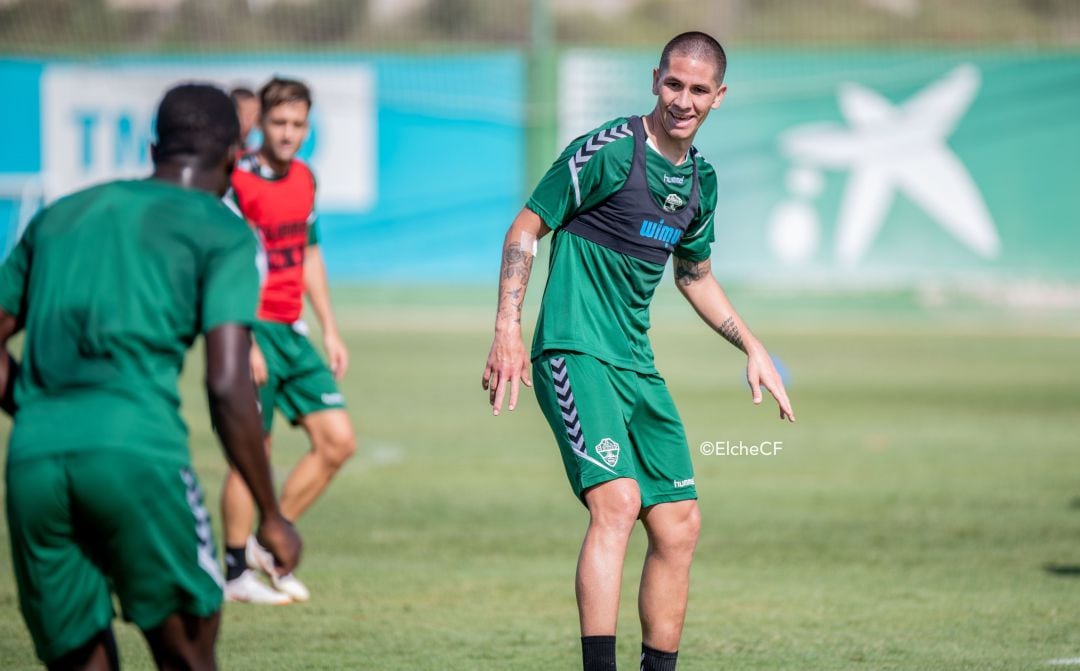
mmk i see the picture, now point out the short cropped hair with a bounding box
[259,77,312,113]
[229,86,256,103]
[154,83,239,167]
[659,31,727,85]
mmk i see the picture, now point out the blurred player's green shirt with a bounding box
[0,179,261,465]
[527,116,718,373]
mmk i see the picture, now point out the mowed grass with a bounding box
[1,285,1079,670]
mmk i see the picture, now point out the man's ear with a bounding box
[652,67,661,96]
[711,83,728,110]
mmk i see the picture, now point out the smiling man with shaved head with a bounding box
[483,32,795,671]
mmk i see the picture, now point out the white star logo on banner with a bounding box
[776,64,999,264]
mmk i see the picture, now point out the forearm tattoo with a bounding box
[674,257,708,286]
[496,241,534,325]
[717,316,745,352]
[501,241,533,281]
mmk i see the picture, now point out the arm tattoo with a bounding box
[496,241,534,325]
[497,288,524,324]
[717,316,745,352]
[501,242,533,281]
[674,257,708,286]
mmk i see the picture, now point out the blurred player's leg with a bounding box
[221,437,291,604]
[245,408,354,602]
[45,629,119,671]
[143,612,220,671]
[222,466,257,551]
[280,408,356,521]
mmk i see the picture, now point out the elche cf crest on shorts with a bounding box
[594,438,620,467]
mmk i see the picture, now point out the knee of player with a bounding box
[315,428,357,468]
[673,503,702,548]
[653,503,702,555]
[588,489,641,534]
[684,503,702,542]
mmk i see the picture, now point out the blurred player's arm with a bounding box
[205,323,302,573]
[673,256,795,422]
[0,309,19,416]
[0,216,32,418]
[303,243,347,380]
[483,207,550,416]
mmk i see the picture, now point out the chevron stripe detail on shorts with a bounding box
[549,357,617,474]
[567,122,633,207]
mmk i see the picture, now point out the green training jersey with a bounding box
[527,116,718,373]
[0,179,261,465]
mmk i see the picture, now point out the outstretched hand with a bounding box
[482,332,532,416]
[746,346,795,422]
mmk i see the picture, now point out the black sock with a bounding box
[224,546,247,581]
[640,643,678,671]
[582,635,617,671]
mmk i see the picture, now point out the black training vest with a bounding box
[561,115,700,266]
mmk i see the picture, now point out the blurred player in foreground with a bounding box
[0,83,301,670]
[483,32,794,671]
[220,77,356,604]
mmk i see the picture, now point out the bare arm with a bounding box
[0,308,19,416]
[303,244,347,379]
[206,323,302,573]
[482,207,550,415]
[674,257,795,422]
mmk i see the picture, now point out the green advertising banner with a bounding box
[558,51,1080,287]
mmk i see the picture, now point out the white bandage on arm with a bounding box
[519,231,538,257]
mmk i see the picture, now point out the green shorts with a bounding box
[533,351,698,507]
[5,451,223,663]
[254,320,346,434]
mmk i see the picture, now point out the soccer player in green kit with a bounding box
[483,33,795,671]
[0,83,301,670]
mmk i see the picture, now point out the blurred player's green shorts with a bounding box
[5,451,223,663]
[253,320,346,434]
[532,351,698,507]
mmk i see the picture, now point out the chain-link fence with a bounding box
[2,0,1079,54]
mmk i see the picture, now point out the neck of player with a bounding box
[644,108,692,166]
[152,159,227,196]
[257,147,291,177]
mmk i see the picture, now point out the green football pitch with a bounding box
[1,285,1079,670]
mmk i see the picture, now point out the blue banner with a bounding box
[0,54,524,281]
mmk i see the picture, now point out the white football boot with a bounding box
[224,569,292,605]
[246,535,311,602]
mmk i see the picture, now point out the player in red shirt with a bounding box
[221,77,357,604]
